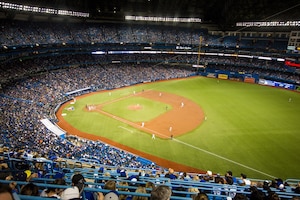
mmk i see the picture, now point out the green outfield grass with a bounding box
[62,77,300,180]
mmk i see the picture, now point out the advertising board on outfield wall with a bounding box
[258,79,295,90]
[244,77,256,83]
[218,74,228,80]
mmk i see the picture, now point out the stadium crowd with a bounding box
[0,20,289,51]
[1,54,299,86]
[1,153,300,200]
[0,19,300,200]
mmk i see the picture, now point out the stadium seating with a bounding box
[1,19,300,200]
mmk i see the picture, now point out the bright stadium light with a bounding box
[258,56,272,60]
[0,1,89,17]
[125,15,201,23]
[236,21,300,27]
[91,51,106,55]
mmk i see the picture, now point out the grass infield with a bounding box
[62,77,300,180]
[101,96,171,122]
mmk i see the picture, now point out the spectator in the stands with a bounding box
[20,182,39,196]
[192,175,200,182]
[150,185,172,200]
[165,168,177,180]
[188,187,199,199]
[233,193,248,200]
[61,174,86,200]
[145,181,155,193]
[104,180,117,191]
[293,182,300,194]
[240,173,251,186]
[0,162,12,181]
[103,180,119,200]
[173,185,186,197]
[40,178,66,198]
[118,181,129,200]
[249,186,265,200]
[193,192,209,200]
[265,191,280,200]
[0,183,14,200]
[225,171,235,185]
[132,186,148,200]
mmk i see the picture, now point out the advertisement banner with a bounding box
[258,79,295,90]
[218,74,228,80]
[244,77,255,83]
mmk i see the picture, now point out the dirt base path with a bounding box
[57,88,206,173]
[132,90,204,138]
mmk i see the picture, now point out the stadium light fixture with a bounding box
[0,1,89,17]
[125,15,201,23]
[236,21,300,27]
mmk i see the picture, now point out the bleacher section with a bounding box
[1,19,300,200]
[1,146,300,199]
[1,155,300,200]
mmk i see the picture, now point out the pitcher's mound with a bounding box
[128,104,143,110]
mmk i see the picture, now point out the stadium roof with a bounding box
[1,0,300,30]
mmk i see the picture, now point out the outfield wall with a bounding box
[201,69,297,90]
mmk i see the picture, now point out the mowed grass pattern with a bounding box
[62,77,300,180]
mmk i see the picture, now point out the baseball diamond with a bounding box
[56,85,206,173]
[55,77,300,179]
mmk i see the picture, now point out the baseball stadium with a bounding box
[0,1,300,200]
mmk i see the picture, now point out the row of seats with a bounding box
[1,54,299,85]
[1,159,300,200]
[0,20,289,52]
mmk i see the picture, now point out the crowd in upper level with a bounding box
[0,20,289,52]
[1,54,299,86]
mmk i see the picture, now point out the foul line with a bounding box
[118,126,133,133]
[109,105,276,178]
[172,138,277,179]
[98,109,168,138]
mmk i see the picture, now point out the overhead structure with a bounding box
[0,0,299,30]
